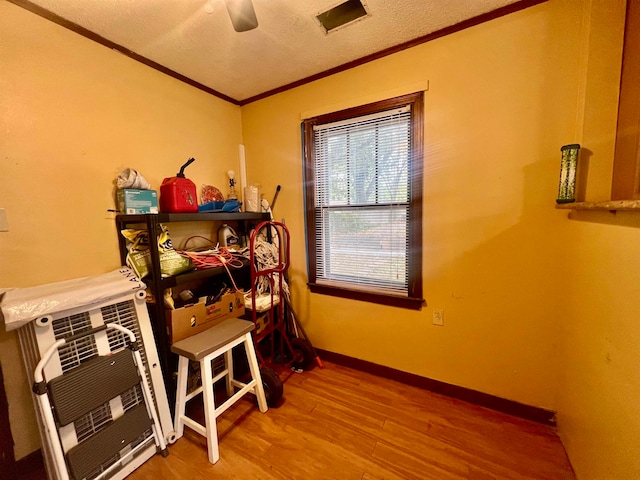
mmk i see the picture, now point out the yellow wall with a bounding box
[555,1,640,478]
[241,1,578,409]
[2,0,640,478]
[241,0,640,478]
[0,1,244,459]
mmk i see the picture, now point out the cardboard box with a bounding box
[167,292,245,343]
[117,189,159,214]
[205,291,245,322]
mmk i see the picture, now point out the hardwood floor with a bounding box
[129,361,575,480]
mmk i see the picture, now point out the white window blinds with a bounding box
[312,106,411,295]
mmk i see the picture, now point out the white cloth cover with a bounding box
[116,168,151,190]
[0,268,145,331]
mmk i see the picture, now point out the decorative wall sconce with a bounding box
[556,144,581,203]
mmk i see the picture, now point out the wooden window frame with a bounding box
[611,0,640,200]
[302,92,425,310]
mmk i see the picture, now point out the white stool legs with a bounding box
[244,333,268,413]
[201,351,219,464]
[171,319,268,465]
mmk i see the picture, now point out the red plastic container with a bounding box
[159,158,199,213]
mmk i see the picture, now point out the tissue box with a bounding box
[117,189,158,214]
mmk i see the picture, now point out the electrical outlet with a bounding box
[0,208,8,232]
[432,309,444,326]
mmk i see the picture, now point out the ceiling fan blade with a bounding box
[224,0,259,32]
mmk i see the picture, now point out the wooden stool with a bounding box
[171,317,268,464]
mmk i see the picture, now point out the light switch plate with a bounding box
[0,208,8,232]
[432,309,444,326]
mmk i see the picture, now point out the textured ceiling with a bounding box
[18,0,528,103]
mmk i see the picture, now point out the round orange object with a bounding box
[201,184,224,203]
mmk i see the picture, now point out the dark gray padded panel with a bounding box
[66,403,152,480]
[48,349,141,426]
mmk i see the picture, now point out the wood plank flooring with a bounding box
[129,361,575,479]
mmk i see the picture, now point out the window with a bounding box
[302,92,424,309]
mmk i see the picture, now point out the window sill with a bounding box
[555,199,640,211]
[308,283,425,310]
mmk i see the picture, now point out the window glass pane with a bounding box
[377,123,409,203]
[327,135,348,205]
[315,110,410,207]
[315,206,408,293]
[348,127,377,204]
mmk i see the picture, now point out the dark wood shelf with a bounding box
[157,258,250,289]
[116,211,269,223]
